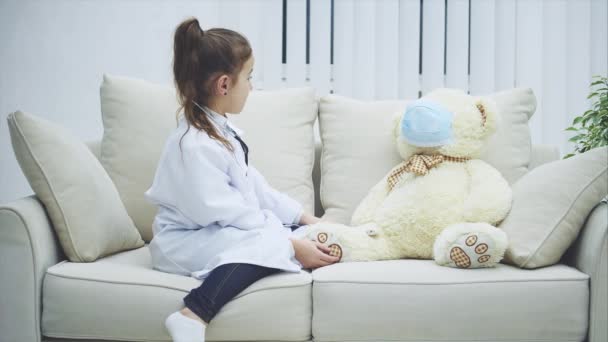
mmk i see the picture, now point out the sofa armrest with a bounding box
[0,195,64,342]
[563,202,607,342]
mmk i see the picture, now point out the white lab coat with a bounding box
[144,107,307,280]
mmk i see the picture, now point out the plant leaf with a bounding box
[569,134,584,142]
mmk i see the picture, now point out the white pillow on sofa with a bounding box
[100,74,317,240]
[501,146,608,269]
[319,88,536,224]
[99,75,178,242]
[7,111,144,262]
[229,87,318,215]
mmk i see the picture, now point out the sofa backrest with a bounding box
[94,76,544,238]
[86,136,559,220]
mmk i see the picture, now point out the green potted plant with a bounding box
[564,75,608,159]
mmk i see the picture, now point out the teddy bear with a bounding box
[305,88,512,268]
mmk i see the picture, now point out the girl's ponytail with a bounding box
[172,17,251,153]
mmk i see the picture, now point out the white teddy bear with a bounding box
[306,88,512,268]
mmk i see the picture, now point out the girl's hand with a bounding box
[290,238,339,269]
[298,212,322,225]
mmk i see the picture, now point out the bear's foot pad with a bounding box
[313,232,343,262]
[327,243,343,261]
[449,234,493,269]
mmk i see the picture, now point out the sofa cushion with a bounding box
[100,74,317,241]
[7,111,144,262]
[99,75,177,242]
[42,246,312,341]
[501,146,608,269]
[311,260,588,341]
[229,87,318,216]
[318,88,536,224]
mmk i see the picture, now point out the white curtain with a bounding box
[1,0,606,202]
[229,0,607,155]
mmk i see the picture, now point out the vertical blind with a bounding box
[208,0,607,155]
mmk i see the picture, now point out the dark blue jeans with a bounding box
[183,224,303,323]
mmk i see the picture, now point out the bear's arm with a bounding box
[350,175,390,226]
[463,160,513,225]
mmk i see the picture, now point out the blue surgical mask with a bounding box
[400,99,454,147]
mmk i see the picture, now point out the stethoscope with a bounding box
[192,100,249,175]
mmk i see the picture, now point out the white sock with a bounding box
[164,310,206,342]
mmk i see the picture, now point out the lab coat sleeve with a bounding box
[176,142,283,230]
[248,164,304,225]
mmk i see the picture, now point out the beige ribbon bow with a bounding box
[386,154,469,191]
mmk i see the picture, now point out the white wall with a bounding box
[1,0,270,203]
[1,0,607,204]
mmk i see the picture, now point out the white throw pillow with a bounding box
[480,88,536,183]
[319,88,536,224]
[229,87,318,216]
[501,146,608,269]
[100,74,317,240]
[7,111,144,262]
[100,74,178,242]
[319,96,406,224]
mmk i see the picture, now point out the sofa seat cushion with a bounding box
[312,260,589,342]
[42,246,312,341]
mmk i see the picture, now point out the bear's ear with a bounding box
[475,97,499,136]
[476,102,489,127]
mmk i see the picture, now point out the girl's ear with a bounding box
[215,74,231,95]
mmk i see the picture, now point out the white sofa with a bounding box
[1,78,606,342]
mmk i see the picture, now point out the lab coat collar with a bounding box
[203,106,245,137]
[178,105,245,137]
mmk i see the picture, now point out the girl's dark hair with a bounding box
[172,17,252,152]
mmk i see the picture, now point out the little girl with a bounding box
[144,17,340,342]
